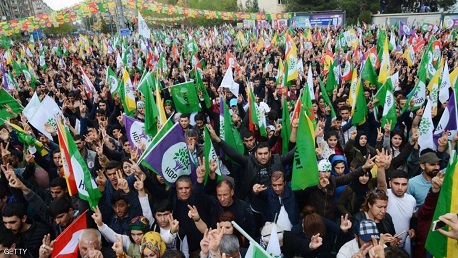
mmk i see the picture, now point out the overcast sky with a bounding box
[43,0,84,10]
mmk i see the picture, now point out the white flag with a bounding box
[307,64,315,100]
[220,68,239,96]
[266,223,282,256]
[22,92,41,120]
[276,206,292,231]
[439,61,451,104]
[28,96,61,140]
[418,99,436,152]
[138,11,151,40]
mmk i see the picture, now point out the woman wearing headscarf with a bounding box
[344,130,378,165]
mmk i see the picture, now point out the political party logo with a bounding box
[403,24,411,35]
[129,121,149,147]
[161,142,190,183]
[444,17,454,29]
[108,75,119,93]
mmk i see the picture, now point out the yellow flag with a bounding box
[349,69,358,115]
[378,37,390,84]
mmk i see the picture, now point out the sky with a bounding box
[43,0,84,10]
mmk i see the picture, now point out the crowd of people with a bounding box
[0,19,458,258]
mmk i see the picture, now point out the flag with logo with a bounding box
[292,111,319,190]
[434,89,457,143]
[399,21,413,36]
[123,114,150,151]
[425,150,458,257]
[248,87,267,137]
[22,92,40,120]
[138,123,194,185]
[39,49,47,70]
[170,81,201,114]
[361,57,379,87]
[28,96,61,140]
[121,68,137,116]
[7,121,48,156]
[381,78,397,131]
[418,99,436,152]
[52,210,88,258]
[220,67,239,96]
[106,66,120,94]
[285,33,298,81]
[351,78,367,126]
[402,65,426,114]
[281,97,291,155]
[56,117,101,208]
[378,36,390,84]
[138,11,151,40]
[439,61,451,104]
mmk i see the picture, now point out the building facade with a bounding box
[0,0,51,21]
[238,0,286,13]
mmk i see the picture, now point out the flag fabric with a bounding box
[352,78,367,126]
[248,87,267,137]
[137,73,159,136]
[341,54,352,82]
[425,151,458,257]
[245,240,270,258]
[399,21,412,36]
[170,81,201,114]
[292,111,319,190]
[27,96,61,140]
[203,127,222,184]
[52,210,88,258]
[22,92,40,120]
[439,61,451,104]
[285,33,299,81]
[402,44,415,67]
[0,89,23,125]
[79,66,96,97]
[434,89,457,142]
[221,99,244,156]
[266,223,282,257]
[361,57,379,87]
[137,11,151,40]
[402,67,427,114]
[378,36,391,84]
[225,52,241,71]
[106,66,120,94]
[325,61,337,93]
[281,97,291,155]
[56,117,101,208]
[418,99,436,152]
[306,64,315,100]
[155,86,167,126]
[39,50,47,70]
[139,118,174,162]
[348,69,359,111]
[277,205,293,231]
[195,69,211,108]
[220,67,239,96]
[123,114,150,150]
[381,79,397,131]
[318,77,336,120]
[7,121,48,156]
[122,68,137,116]
[139,123,194,185]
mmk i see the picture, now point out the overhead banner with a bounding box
[291,12,345,28]
[443,14,458,29]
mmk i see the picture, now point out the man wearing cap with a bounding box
[135,101,146,122]
[407,152,441,210]
[337,220,381,258]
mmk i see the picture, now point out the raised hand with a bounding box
[437,213,458,240]
[368,235,385,258]
[169,214,179,234]
[309,233,323,250]
[116,170,129,193]
[376,127,383,142]
[91,206,103,227]
[1,142,10,158]
[196,157,206,183]
[134,174,145,194]
[187,205,201,222]
[252,184,267,194]
[111,235,124,255]
[95,169,107,192]
[362,154,376,171]
[39,234,55,258]
[431,172,445,193]
[340,214,352,232]
[208,227,224,253]
[410,127,419,144]
[383,120,392,136]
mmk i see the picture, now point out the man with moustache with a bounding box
[407,152,441,210]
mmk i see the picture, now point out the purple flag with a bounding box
[399,21,412,37]
[139,123,195,184]
[433,90,457,144]
[1,64,9,90]
[123,114,149,153]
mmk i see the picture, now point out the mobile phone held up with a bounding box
[432,220,447,231]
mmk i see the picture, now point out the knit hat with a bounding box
[165,100,172,106]
[130,216,150,232]
[141,232,166,256]
[137,101,145,108]
[318,159,332,172]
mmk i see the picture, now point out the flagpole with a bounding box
[231,221,273,258]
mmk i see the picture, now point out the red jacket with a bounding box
[416,188,440,258]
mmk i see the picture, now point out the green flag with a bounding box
[222,99,244,156]
[292,111,319,190]
[0,89,23,125]
[319,77,336,120]
[281,97,291,154]
[195,70,211,108]
[170,81,201,114]
[0,36,11,49]
[106,66,120,94]
[351,79,367,126]
[204,127,222,185]
[425,151,458,257]
[361,57,379,87]
[325,61,338,93]
[138,72,159,137]
[39,50,47,70]
[381,78,397,131]
[12,59,22,75]
[248,87,267,137]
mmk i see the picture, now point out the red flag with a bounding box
[225,52,240,71]
[56,118,77,196]
[52,210,88,258]
[413,38,425,53]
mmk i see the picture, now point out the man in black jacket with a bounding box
[2,202,50,258]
